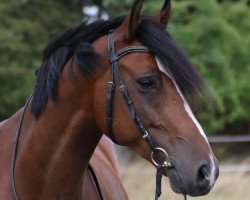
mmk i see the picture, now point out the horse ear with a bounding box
[128,0,143,39]
[153,0,171,27]
[118,0,144,41]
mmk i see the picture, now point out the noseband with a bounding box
[106,30,173,200]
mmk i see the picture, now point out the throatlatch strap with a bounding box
[106,30,118,143]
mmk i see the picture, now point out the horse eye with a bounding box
[137,77,156,89]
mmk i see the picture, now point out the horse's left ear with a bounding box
[117,0,144,41]
[153,0,171,27]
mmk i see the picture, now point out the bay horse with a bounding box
[0,0,219,199]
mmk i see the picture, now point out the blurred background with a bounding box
[0,0,249,199]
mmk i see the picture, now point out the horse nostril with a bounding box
[215,167,219,180]
[198,165,208,180]
[197,164,210,190]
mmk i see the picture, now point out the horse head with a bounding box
[93,0,219,196]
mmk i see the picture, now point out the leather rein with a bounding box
[10,95,33,200]
[106,30,173,200]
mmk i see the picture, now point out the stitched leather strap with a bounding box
[106,30,157,151]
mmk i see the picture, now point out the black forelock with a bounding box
[32,16,206,118]
[137,19,206,101]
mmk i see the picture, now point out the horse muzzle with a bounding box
[163,158,219,197]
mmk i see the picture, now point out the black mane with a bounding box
[32,16,205,118]
[32,16,125,117]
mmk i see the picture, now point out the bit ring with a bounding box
[151,147,173,168]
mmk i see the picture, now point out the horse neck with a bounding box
[15,62,103,199]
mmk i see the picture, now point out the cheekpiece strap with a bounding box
[107,30,155,149]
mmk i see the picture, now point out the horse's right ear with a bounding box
[153,0,171,27]
[117,0,144,41]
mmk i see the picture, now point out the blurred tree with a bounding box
[0,0,83,120]
[165,0,250,134]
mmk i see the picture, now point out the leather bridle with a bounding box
[10,30,173,200]
[106,29,173,200]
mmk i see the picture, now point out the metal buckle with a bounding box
[107,82,114,93]
[142,131,149,139]
[119,85,126,91]
[151,147,173,168]
[108,82,114,87]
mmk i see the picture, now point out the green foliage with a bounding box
[0,0,83,120]
[0,0,249,134]
[166,0,250,133]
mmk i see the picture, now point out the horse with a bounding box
[0,0,219,199]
